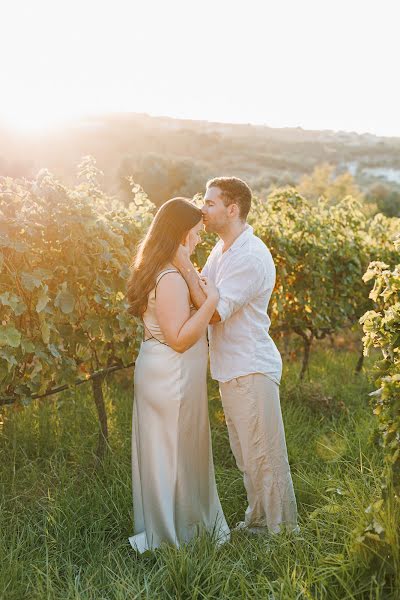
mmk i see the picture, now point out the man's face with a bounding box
[201,186,230,233]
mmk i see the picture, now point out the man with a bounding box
[173,176,299,535]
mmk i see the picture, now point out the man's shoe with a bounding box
[232,521,248,532]
[233,521,268,535]
[233,521,301,536]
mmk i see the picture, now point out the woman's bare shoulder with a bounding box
[156,270,188,295]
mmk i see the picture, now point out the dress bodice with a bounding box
[142,265,196,345]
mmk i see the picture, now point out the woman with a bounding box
[127,197,230,553]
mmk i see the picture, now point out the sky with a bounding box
[0,0,399,136]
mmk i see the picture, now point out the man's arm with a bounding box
[213,255,265,323]
[174,248,267,325]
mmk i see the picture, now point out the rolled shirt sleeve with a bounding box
[216,255,266,322]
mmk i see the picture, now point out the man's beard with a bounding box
[204,221,219,234]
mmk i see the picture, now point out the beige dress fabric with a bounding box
[129,267,230,553]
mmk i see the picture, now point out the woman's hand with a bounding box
[198,276,219,305]
[172,240,191,272]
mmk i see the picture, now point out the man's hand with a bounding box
[172,242,192,273]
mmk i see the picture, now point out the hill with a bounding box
[1,113,400,208]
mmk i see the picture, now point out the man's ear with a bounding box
[228,203,240,218]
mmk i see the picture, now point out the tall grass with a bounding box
[0,349,397,599]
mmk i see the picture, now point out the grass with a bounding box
[0,348,398,599]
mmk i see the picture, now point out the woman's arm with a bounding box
[173,246,220,321]
[155,273,218,353]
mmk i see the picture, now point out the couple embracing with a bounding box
[127,177,299,553]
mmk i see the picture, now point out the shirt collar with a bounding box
[226,224,253,253]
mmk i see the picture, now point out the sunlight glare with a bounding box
[4,106,79,132]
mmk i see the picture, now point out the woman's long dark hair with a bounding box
[127,198,202,317]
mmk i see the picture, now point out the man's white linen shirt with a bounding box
[201,224,282,385]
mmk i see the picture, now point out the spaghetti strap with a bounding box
[142,320,169,345]
[155,268,180,299]
[155,268,179,283]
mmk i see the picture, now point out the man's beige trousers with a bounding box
[219,373,299,533]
